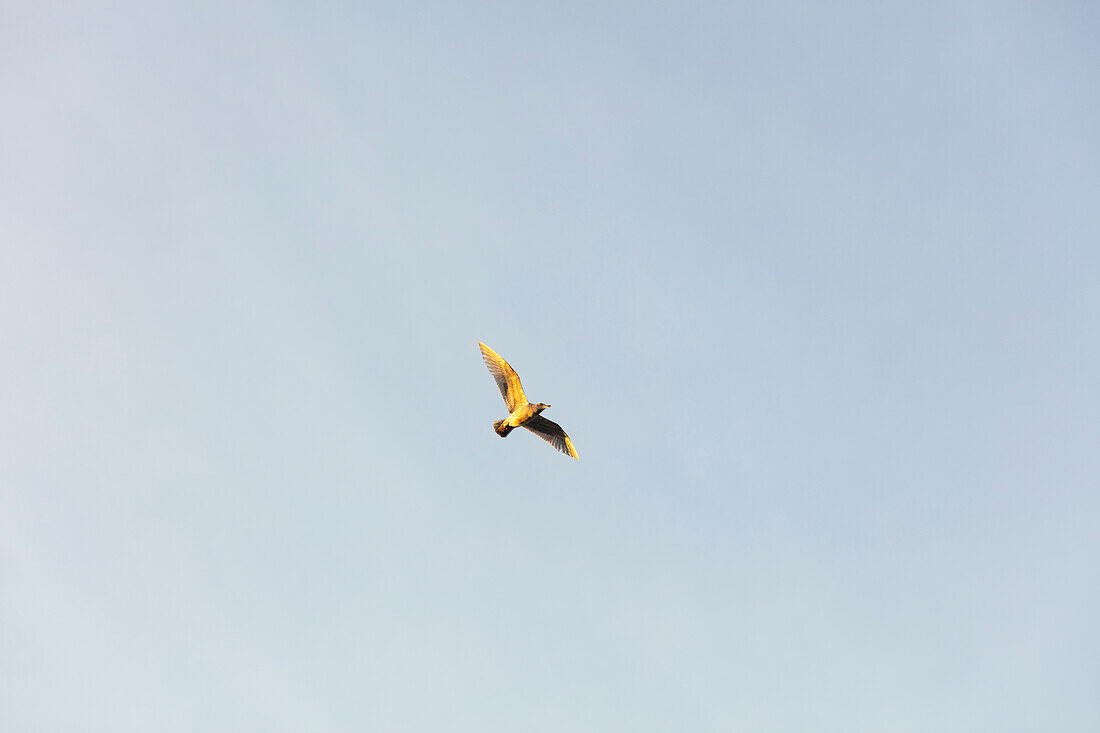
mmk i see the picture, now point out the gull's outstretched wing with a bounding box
[522,415,579,459]
[479,341,527,412]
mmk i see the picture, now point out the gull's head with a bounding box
[535,403,551,413]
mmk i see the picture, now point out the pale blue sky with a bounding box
[2,2,1098,731]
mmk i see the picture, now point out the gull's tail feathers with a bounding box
[493,419,514,437]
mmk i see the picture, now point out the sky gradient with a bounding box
[3,2,1099,730]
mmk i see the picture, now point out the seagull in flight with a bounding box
[479,341,578,459]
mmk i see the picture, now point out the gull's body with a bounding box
[479,341,578,459]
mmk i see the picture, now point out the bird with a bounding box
[479,341,578,459]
